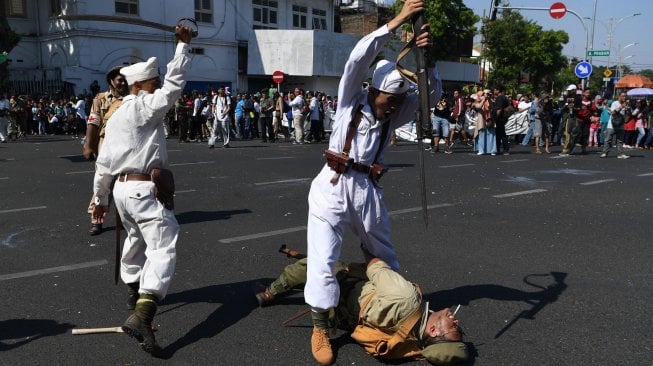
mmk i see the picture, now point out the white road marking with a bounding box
[0,206,47,214]
[65,170,94,175]
[256,156,296,160]
[218,204,454,243]
[637,173,653,177]
[168,149,183,152]
[440,164,475,169]
[579,179,615,186]
[0,260,108,281]
[219,226,307,243]
[493,189,547,198]
[501,159,529,163]
[170,161,214,166]
[0,177,8,180]
[388,203,454,215]
[254,178,311,186]
[175,189,196,194]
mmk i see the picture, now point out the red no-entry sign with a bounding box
[549,2,566,19]
[272,70,284,84]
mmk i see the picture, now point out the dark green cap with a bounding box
[421,342,469,365]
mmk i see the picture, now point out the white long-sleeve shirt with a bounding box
[327,24,441,167]
[93,42,191,205]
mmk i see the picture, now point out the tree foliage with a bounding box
[0,5,21,91]
[391,0,479,63]
[483,8,569,93]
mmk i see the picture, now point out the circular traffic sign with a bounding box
[549,2,567,19]
[575,61,592,79]
[272,70,284,84]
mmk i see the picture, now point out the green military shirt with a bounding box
[358,260,422,330]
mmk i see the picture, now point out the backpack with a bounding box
[301,101,310,116]
[349,287,424,360]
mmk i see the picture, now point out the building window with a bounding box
[312,8,327,30]
[115,0,138,15]
[50,0,62,16]
[252,0,278,30]
[194,0,212,24]
[292,5,307,29]
[6,0,27,18]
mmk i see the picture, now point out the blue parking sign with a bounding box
[575,61,592,78]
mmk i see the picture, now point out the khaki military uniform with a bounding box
[87,91,123,220]
[269,259,428,337]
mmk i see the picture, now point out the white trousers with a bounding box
[209,117,230,146]
[0,116,8,142]
[305,165,399,310]
[113,180,178,300]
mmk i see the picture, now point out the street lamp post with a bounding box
[604,13,641,93]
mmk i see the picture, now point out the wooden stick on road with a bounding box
[71,327,123,335]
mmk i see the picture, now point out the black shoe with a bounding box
[127,293,138,310]
[122,313,161,356]
[255,287,275,307]
[89,223,102,236]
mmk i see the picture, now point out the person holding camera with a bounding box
[600,92,630,159]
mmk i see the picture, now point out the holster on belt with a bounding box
[369,163,387,182]
[150,168,175,210]
[324,149,353,174]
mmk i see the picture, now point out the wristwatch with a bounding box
[94,196,101,206]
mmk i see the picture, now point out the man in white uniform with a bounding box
[92,24,193,356]
[304,0,440,364]
[0,93,10,143]
[208,86,231,148]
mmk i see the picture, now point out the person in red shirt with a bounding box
[449,90,471,147]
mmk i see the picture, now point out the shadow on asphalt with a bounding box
[424,271,568,339]
[175,209,252,225]
[58,155,88,163]
[156,278,274,358]
[0,319,74,351]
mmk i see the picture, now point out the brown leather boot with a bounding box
[255,287,275,307]
[311,327,334,365]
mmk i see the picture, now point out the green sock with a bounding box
[134,294,158,324]
[127,283,139,296]
[311,309,330,329]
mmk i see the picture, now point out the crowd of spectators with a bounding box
[0,93,90,141]
[423,85,653,156]
[168,87,337,146]
[2,85,651,157]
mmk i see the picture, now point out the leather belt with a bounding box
[118,173,151,182]
[350,162,372,175]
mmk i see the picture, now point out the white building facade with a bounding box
[5,0,478,96]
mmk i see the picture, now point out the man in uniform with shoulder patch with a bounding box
[83,66,128,235]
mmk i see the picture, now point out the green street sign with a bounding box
[0,53,7,64]
[587,50,610,57]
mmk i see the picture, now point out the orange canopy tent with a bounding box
[614,74,653,89]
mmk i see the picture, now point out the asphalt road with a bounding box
[0,135,651,365]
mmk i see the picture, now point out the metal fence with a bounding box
[8,68,74,97]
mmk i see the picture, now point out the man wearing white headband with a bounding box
[92,24,194,356]
[303,0,441,364]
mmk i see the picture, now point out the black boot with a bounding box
[126,283,139,310]
[88,223,102,236]
[122,294,160,356]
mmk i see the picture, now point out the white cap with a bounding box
[371,60,411,95]
[121,57,159,85]
[566,84,577,91]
